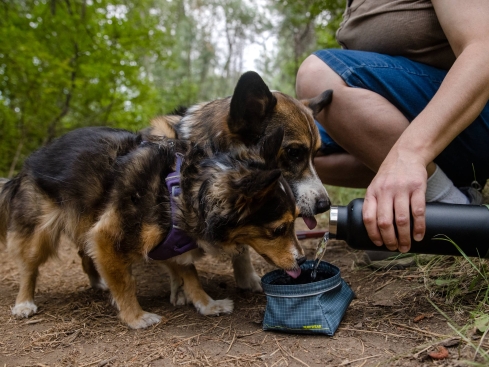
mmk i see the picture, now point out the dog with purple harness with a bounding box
[1,126,306,329]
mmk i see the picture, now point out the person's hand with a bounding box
[362,147,428,252]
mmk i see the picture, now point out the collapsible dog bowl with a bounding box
[261,260,354,335]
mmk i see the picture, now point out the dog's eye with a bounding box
[273,224,287,237]
[286,147,303,161]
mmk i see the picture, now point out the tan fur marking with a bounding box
[90,228,159,328]
[226,213,303,271]
[9,226,60,308]
[141,223,164,256]
[92,206,122,242]
[274,94,317,150]
[150,116,178,138]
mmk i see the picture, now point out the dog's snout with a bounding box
[315,198,331,214]
[296,256,307,266]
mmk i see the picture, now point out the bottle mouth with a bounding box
[329,207,338,239]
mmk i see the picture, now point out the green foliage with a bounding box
[263,0,345,95]
[419,239,489,364]
[325,185,365,206]
[0,0,178,175]
[0,0,345,176]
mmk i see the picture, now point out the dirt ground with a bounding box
[0,218,486,367]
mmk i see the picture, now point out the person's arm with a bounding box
[362,1,489,252]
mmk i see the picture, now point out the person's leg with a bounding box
[313,152,374,188]
[297,54,411,174]
[297,50,479,204]
[298,54,440,189]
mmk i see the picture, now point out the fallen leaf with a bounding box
[474,314,489,333]
[414,313,434,323]
[428,346,449,360]
[413,314,426,323]
[435,278,457,286]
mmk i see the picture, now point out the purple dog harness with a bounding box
[148,153,198,260]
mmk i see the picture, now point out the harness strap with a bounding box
[148,153,198,260]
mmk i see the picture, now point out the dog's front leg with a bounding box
[232,245,262,292]
[157,262,188,306]
[78,249,108,291]
[165,262,233,315]
[90,237,162,329]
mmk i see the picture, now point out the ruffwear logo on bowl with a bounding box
[302,325,323,330]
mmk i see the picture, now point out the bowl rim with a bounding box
[261,260,342,297]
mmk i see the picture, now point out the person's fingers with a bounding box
[362,195,383,247]
[376,195,398,251]
[394,194,411,253]
[411,188,426,243]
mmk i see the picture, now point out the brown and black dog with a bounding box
[142,71,333,292]
[0,126,304,328]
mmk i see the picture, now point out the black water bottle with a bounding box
[329,198,489,258]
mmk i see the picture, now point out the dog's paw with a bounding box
[170,287,188,306]
[195,298,234,316]
[127,312,162,329]
[12,301,38,318]
[236,272,263,293]
[91,277,109,291]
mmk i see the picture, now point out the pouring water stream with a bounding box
[310,231,329,280]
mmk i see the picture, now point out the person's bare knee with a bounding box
[296,55,346,100]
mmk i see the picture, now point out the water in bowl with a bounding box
[270,268,334,285]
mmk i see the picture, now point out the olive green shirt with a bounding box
[336,0,455,70]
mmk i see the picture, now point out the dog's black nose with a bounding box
[315,198,331,214]
[296,256,307,266]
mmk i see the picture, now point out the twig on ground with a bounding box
[270,348,280,356]
[274,337,310,367]
[474,327,489,361]
[374,279,396,293]
[352,337,365,354]
[225,331,236,354]
[219,353,263,364]
[412,337,461,359]
[171,320,222,348]
[390,321,450,338]
[338,354,383,366]
[97,357,116,367]
[237,329,263,338]
[338,327,417,339]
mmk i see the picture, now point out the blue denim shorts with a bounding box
[313,49,489,188]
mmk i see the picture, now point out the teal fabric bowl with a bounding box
[261,260,354,335]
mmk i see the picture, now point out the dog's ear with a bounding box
[260,126,284,168]
[228,71,277,145]
[302,89,333,117]
[234,169,282,216]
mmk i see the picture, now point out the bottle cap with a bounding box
[329,207,338,239]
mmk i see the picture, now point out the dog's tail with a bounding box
[0,177,16,246]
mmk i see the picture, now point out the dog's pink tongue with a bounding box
[303,216,317,230]
[286,268,302,279]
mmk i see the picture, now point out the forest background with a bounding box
[0,0,345,177]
